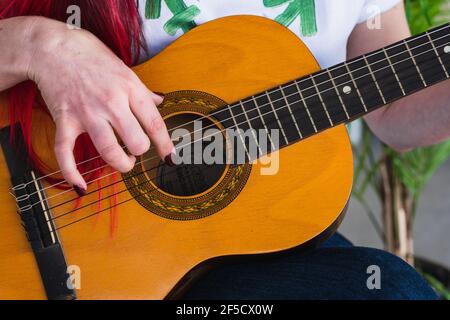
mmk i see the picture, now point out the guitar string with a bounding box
[31,125,235,216]
[47,50,450,234]
[16,34,450,208]
[47,134,247,223]
[11,23,450,192]
[12,25,450,194]
[15,35,450,209]
[43,73,450,233]
[38,54,450,227]
[22,162,160,214]
[47,162,198,222]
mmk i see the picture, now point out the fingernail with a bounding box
[165,148,178,167]
[74,185,87,197]
[154,92,165,99]
[164,154,175,167]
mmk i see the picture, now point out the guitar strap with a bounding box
[0,126,76,300]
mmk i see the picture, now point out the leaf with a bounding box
[419,270,450,300]
[394,141,450,201]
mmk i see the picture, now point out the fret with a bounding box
[407,33,448,86]
[385,41,425,94]
[427,31,449,78]
[326,69,351,119]
[215,24,450,156]
[312,71,349,125]
[242,97,275,155]
[213,105,248,164]
[238,101,263,159]
[252,95,277,151]
[404,40,427,87]
[270,86,303,141]
[296,77,330,131]
[366,51,404,102]
[282,80,317,137]
[382,48,406,96]
[363,55,387,104]
[240,98,262,131]
[263,90,297,146]
[309,75,334,127]
[228,102,251,162]
[281,86,303,139]
[348,57,385,110]
[229,103,251,132]
[342,62,368,112]
[253,92,284,141]
[329,63,367,118]
[294,81,318,133]
[263,91,289,145]
[214,106,234,129]
[428,24,450,75]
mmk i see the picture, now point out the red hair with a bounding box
[0,0,144,184]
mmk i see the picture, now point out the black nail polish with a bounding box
[164,154,176,167]
[74,185,87,197]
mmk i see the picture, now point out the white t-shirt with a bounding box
[138,0,401,68]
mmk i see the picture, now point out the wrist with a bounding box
[0,16,49,86]
[25,16,70,82]
[7,16,46,81]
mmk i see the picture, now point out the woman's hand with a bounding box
[26,17,174,193]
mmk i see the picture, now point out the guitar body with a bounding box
[0,16,353,299]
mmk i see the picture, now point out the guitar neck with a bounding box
[216,23,450,155]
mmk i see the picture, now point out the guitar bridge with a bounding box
[14,171,58,248]
[1,126,76,300]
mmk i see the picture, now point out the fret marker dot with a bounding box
[342,86,352,94]
[444,46,450,54]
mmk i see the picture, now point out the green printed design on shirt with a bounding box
[263,0,317,36]
[145,0,161,19]
[145,0,200,35]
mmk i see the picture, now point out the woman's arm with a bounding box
[0,16,174,192]
[348,2,450,151]
[0,17,36,89]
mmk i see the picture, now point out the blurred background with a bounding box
[339,0,450,299]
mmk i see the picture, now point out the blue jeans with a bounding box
[183,234,438,300]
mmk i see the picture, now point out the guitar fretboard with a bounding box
[214,23,450,160]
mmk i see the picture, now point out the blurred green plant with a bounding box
[352,0,450,299]
[405,0,449,33]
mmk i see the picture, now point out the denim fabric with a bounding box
[183,234,438,300]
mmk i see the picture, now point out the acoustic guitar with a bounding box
[0,15,449,299]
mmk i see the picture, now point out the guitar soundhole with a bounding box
[122,91,252,220]
[154,161,225,197]
[142,113,227,197]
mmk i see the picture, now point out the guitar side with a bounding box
[0,16,353,299]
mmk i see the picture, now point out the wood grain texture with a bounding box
[0,16,353,299]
